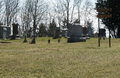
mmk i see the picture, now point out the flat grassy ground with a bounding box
[0,37,120,78]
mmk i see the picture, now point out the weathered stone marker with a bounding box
[48,39,50,44]
[58,39,60,43]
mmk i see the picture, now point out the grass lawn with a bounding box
[0,37,120,78]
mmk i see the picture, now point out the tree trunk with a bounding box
[113,29,116,38]
[30,0,38,44]
[117,27,120,38]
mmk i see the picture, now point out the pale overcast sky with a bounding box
[20,0,97,5]
[19,0,100,33]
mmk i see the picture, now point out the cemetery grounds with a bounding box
[0,37,120,78]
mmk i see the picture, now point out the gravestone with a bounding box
[48,39,50,44]
[87,26,93,37]
[67,23,86,42]
[13,23,18,35]
[82,26,90,39]
[99,28,106,37]
[62,28,68,38]
[0,25,10,39]
[83,26,88,36]
[58,39,60,43]
[68,23,83,37]
[53,27,61,39]
[3,32,6,40]
[11,22,19,39]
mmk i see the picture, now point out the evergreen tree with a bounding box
[87,21,94,37]
[96,0,120,37]
[39,23,47,37]
[48,19,57,37]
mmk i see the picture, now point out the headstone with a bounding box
[62,28,68,38]
[99,28,106,37]
[48,39,50,44]
[67,23,86,42]
[68,23,83,37]
[83,26,88,36]
[58,39,60,43]
[11,22,19,39]
[0,25,10,39]
[13,23,18,35]
[82,26,90,39]
[53,27,61,39]
[87,26,93,37]
[3,32,6,40]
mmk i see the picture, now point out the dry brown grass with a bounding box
[0,37,120,78]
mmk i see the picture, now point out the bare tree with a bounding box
[0,0,3,13]
[70,0,76,23]
[54,0,83,28]
[74,0,83,24]
[66,0,70,28]
[4,0,19,26]
[54,0,71,28]
[30,0,48,44]
[21,0,32,42]
[82,0,93,26]
[0,0,3,22]
[54,0,66,28]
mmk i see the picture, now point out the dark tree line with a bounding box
[38,19,57,37]
[96,0,120,38]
